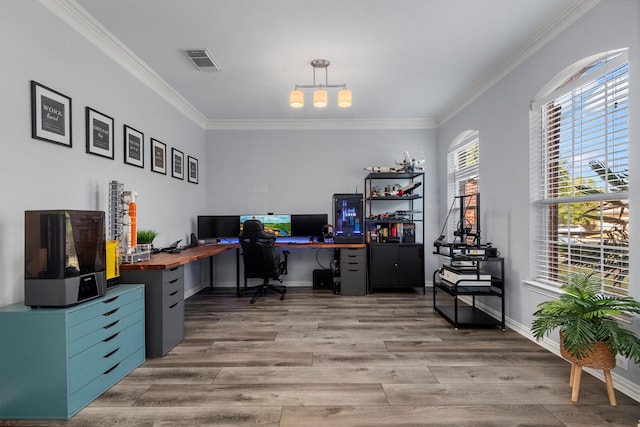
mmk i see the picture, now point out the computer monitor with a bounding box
[197,215,241,239]
[291,214,328,238]
[240,214,292,237]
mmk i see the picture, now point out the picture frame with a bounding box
[123,125,144,168]
[86,107,114,159]
[31,81,72,147]
[187,156,198,184]
[151,138,167,174]
[171,148,184,180]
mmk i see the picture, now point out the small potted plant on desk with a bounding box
[531,272,640,406]
[136,229,158,252]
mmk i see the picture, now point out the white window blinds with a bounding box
[530,53,629,296]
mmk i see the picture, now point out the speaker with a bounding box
[313,269,334,290]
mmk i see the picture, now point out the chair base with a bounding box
[241,280,287,304]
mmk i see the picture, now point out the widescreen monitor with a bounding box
[291,214,328,238]
[197,215,241,239]
[240,214,291,237]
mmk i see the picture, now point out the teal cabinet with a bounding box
[0,285,145,420]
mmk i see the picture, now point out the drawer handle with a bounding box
[104,347,120,358]
[103,362,121,375]
[169,278,179,284]
[103,320,120,330]
[169,302,179,309]
[103,308,120,317]
[169,290,179,296]
[103,332,120,342]
[103,296,119,304]
[169,267,179,271]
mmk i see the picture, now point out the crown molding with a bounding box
[436,0,601,125]
[38,0,208,128]
[204,118,437,131]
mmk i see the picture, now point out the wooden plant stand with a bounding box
[561,340,617,406]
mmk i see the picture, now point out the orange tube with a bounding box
[129,201,137,249]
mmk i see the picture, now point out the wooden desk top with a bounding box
[119,242,365,271]
[120,244,236,271]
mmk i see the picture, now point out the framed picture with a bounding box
[123,125,144,168]
[151,138,167,174]
[171,148,184,180]
[86,107,114,159]
[31,81,72,147]
[187,156,198,184]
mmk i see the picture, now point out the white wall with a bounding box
[203,129,438,286]
[0,1,208,305]
[436,0,640,390]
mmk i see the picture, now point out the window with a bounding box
[530,50,629,296]
[447,131,479,244]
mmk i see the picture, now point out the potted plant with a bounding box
[531,271,640,405]
[136,229,158,252]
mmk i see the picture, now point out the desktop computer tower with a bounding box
[333,193,364,243]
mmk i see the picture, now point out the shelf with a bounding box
[435,304,502,329]
[434,280,503,296]
[365,172,423,180]
[367,195,421,201]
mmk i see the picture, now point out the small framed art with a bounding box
[86,107,114,159]
[187,156,198,184]
[31,81,72,147]
[172,148,184,180]
[151,138,167,174]
[124,125,144,168]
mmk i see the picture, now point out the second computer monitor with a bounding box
[291,214,328,239]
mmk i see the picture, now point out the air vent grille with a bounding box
[184,49,222,71]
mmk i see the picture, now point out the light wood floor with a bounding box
[3,287,638,426]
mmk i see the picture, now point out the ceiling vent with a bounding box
[184,49,222,71]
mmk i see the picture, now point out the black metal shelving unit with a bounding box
[432,255,505,330]
[364,172,425,293]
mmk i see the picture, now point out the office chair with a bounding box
[239,219,290,304]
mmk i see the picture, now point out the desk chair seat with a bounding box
[239,219,290,304]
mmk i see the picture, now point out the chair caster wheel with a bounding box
[250,298,256,304]
[280,295,285,300]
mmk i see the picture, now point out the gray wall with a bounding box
[436,0,640,390]
[202,129,438,286]
[0,1,208,304]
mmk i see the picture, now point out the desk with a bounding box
[120,242,365,356]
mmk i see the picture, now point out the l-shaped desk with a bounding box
[120,242,366,357]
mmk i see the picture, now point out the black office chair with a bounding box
[239,219,290,304]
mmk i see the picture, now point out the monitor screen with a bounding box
[291,214,328,237]
[197,215,241,239]
[240,214,292,237]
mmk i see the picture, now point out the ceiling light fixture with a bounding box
[290,59,351,108]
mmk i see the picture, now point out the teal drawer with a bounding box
[67,287,143,328]
[68,345,144,417]
[69,321,144,394]
[69,307,143,356]
[68,297,142,344]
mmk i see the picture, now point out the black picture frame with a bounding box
[187,156,198,184]
[86,107,114,159]
[31,81,72,147]
[171,148,184,180]
[151,138,167,174]
[123,125,144,168]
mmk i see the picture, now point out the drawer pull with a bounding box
[169,267,179,271]
[169,278,179,284]
[169,290,179,296]
[169,302,179,309]
[103,308,120,317]
[103,332,120,342]
[103,362,121,375]
[103,320,120,330]
[104,347,120,358]
[103,296,119,304]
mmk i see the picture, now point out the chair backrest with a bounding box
[239,219,280,279]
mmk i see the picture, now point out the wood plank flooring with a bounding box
[2,287,638,426]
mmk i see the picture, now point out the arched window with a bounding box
[529,49,629,296]
[446,131,479,242]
